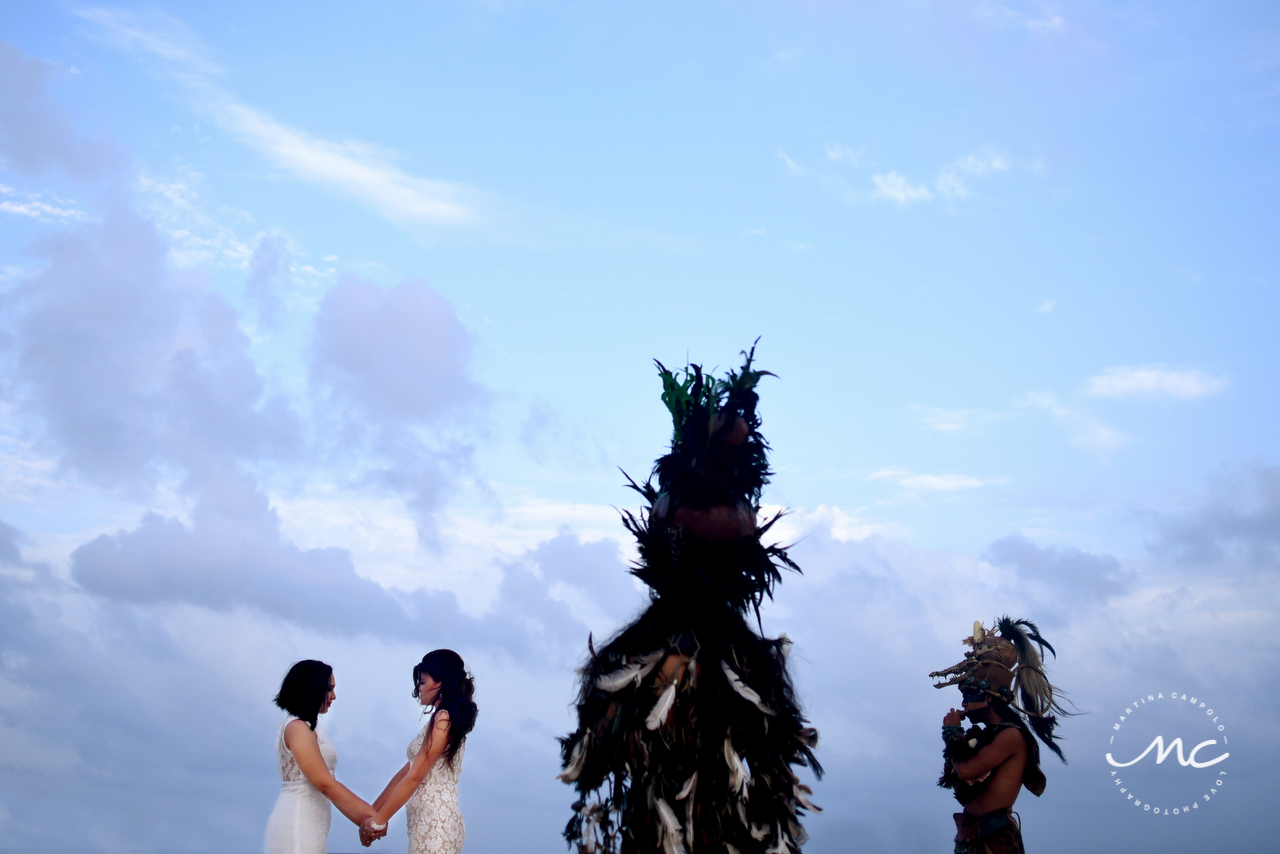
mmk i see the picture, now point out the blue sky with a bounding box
[1,2,1278,852]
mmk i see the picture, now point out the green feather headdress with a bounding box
[620,342,797,614]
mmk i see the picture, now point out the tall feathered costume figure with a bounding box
[559,345,821,854]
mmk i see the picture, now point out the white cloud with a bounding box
[824,143,860,165]
[935,170,969,199]
[0,185,86,223]
[795,147,1009,206]
[1085,366,1230,400]
[0,720,81,772]
[1153,462,1280,569]
[937,152,1009,199]
[311,275,482,423]
[777,149,807,175]
[0,200,84,222]
[0,44,124,180]
[871,171,933,204]
[764,503,905,543]
[914,407,976,433]
[1026,392,1129,453]
[212,100,476,226]
[866,467,991,491]
[76,6,223,78]
[135,169,253,268]
[766,49,804,67]
[974,2,1065,33]
[954,152,1010,175]
[308,275,486,544]
[1035,298,1055,313]
[0,522,642,850]
[0,432,60,503]
[77,7,479,229]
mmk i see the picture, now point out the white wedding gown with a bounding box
[264,717,336,854]
[406,723,466,854]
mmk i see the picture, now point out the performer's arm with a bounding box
[951,727,1022,783]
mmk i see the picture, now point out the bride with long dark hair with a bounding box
[360,649,478,854]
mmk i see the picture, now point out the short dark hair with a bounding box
[413,649,478,763]
[274,660,333,730]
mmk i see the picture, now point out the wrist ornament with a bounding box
[368,818,386,832]
[942,724,965,742]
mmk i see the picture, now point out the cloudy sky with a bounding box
[1,2,1277,852]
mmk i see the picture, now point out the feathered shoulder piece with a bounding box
[620,343,797,614]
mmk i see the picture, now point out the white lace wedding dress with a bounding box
[264,717,336,854]
[406,723,466,854]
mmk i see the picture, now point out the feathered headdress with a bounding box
[929,615,1070,761]
[619,342,798,616]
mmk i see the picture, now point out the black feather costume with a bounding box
[559,346,821,854]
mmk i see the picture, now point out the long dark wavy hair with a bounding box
[413,649,478,764]
[274,659,333,731]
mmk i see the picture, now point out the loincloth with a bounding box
[952,809,1024,854]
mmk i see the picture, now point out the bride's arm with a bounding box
[284,719,376,826]
[365,712,452,829]
[372,762,411,811]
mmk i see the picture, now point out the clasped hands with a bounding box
[359,815,387,847]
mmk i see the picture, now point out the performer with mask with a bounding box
[929,617,1070,854]
[559,344,822,854]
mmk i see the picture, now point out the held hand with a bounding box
[943,708,964,727]
[360,817,381,847]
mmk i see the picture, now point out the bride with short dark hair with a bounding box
[265,660,376,854]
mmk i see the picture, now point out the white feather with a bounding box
[676,771,698,801]
[723,737,751,798]
[578,801,602,854]
[721,660,776,715]
[646,682,677,730]
[725,846,740,854]
[763,827,790,854]
[595,650,664,692]
[794,783,821,813]
[750,824,769,841]
[676,772,698,851]
[558,736,588,782]
[655,798,688,854]
[789,818,808,846]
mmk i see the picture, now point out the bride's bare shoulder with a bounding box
[283,717,317,747]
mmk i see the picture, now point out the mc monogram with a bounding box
[1103,691,1231,817]
[1106,736,1228,769]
